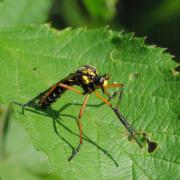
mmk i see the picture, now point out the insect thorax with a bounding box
[74,65,110,94]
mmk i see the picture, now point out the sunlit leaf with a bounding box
[0,25,179,179]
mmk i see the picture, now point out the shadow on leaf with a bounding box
[13,100,119,167]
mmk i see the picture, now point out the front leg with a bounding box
[103,83,124,106]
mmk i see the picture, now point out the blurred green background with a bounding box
[0,0,179,62]
[48,0,180,63]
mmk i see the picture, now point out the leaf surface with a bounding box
[0,25,179,179]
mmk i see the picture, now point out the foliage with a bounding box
[50,0,118,28]
[0,25,179,179]
[0,0,52,27]
[0,106,59,180]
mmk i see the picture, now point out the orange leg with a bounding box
[94,90,142,148]
[58,83,83,95]
[78,94,89,145]
[94,91,112,107]
[72,94,89,155]
[106,83,124,89]
[39,85,59,106]
[13,83,84,114]
[39,83,83,106]
[103,83,124,99]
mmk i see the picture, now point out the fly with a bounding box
[13,65,157,161]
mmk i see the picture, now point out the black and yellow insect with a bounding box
[14,65,157,160]
[36,65,142,148]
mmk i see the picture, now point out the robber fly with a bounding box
[13,65,157,160]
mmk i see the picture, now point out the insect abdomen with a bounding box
[40,86,66,108]
[39,73,78,108]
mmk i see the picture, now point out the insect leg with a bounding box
[94,91,112,107]
[39,85,59,106]
[58,83,83,95]
[94,91,142,148]
[40,83,83,106]
[77,95,89,148]
[103,83,124,101]
[68,95,89,161]
[112,108,142,148]
[115,87,124,108]
[106,83,124,89]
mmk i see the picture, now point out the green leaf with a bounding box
[0,25,179,179]
[83,0,117,20]
[0,106,60,180]
[0,0,52,27]
[58,0,89,27]
[56,0,117,27]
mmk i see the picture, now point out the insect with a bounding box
[13,65,157,160]
[37,65,142,147]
